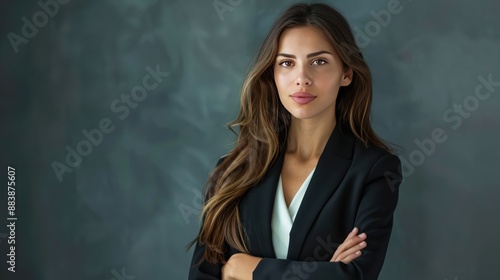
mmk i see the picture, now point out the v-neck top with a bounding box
[271,168,316,259]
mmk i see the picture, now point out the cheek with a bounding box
[274,75,290,106]
[317,73,342,91]
[274,72,289,94]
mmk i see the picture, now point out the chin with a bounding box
[289,111,318,120]
[287,106,336,122]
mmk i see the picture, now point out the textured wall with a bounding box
[1,0,499,279]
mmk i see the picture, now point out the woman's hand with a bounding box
[221,253,262,280]
[221,229,365,279]
[330,227,367,264]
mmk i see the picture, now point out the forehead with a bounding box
[277,25,335,53]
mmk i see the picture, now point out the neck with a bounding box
[286,112,336,161]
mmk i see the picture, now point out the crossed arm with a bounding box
[221,227,368,280]
[188,154,401,280]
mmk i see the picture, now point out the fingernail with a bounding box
[359,241,366,246]
[352,227,357,232]
[358,233,366,238]
[355,251,361,255]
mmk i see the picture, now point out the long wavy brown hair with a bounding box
[188,3,392,265]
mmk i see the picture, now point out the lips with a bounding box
[290,92,316,105]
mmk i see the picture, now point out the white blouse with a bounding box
[271,168,316,259]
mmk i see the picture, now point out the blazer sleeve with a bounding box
[188,156,228,280]
[253,154,402,280]
[188,237,223,280]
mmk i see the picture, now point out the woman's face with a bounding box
[273,25,352,122]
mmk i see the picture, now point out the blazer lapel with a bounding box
[246,151,285,258]
[287,123,355,259]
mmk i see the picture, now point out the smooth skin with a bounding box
[222,25,365,280]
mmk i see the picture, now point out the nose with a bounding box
[295,66,312,86]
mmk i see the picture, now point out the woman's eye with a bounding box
[312,59,327,65]
[279,61,293,67]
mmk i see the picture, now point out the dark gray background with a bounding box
[1,0,499,279]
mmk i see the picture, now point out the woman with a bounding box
[188,3,402,280]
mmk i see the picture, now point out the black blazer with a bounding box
[189,123,402,280]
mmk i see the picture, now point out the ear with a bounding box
[340,67,353,87]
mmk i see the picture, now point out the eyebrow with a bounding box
[276,50,333,59]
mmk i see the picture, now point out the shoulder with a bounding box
[350,138,401,178]
[332,136,403,196]
[353,139,398,162]
[332,123,400,171]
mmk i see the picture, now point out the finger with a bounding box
[342,232,366,245]
[333,237,366,262]
[341,251,361,265]
[331,232,367,262]
[334,241,366,262]
[331,238,366,262]
[343,233,367,249]
[343,227,358,242]
[332,228,359,261]
[340,250,362,264]
[336,233,367,254]
[336,240,366,261]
